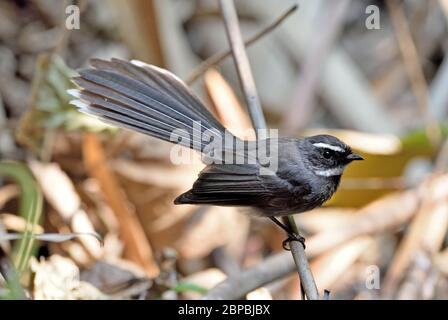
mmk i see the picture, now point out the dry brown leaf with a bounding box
[306,190,418,257]
[83,133,159,277]
[295,208,355,234]
[70,210,103,259]
[246,287,273,300]
[311,236,374,295]
[110,0,164,65]
[175,206,250,260]
[28,161,80,221]
[435,249,448,276]
[395,252,436,300]
[0,185,19,209]
[28,161,102,259]
[0,213,44,233]
[204,68,255,140]
[421,201,448,252]
[111,158,199,191]
[383,174,448,296]
[60,241,91,267]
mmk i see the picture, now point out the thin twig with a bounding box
[203,251,294,299]
[219,0,266,132]
[186,4,298,85]
[218,0,319,300]
[289,240,319,299]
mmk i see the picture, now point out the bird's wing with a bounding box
[174,163,309,208]
[192,164,269,193]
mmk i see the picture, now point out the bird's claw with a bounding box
[282,233,306,251]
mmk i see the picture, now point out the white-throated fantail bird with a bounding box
[68,58,363,247]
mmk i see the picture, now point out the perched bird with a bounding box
[68,58,363,245]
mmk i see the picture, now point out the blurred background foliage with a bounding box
[0,0,448,300]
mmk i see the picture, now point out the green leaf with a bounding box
[0,161,43,274]
[172,282,208,294]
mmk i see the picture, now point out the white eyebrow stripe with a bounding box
[312,142,345,153]
[314,166,345,177]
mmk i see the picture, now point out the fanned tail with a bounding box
[68,58,227,153]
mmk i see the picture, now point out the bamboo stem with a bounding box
[218,0,319,300]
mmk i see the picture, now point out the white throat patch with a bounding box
[314,166,345,177]
[312,142,345,153]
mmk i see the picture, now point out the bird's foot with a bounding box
[268,216,306,251]
[282,233,306,251]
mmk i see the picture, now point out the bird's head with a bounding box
[303,135,363,177]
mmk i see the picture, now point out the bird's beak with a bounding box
[347,153,364,161]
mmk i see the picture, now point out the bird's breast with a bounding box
[309,175,341,205]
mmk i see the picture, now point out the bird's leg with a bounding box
[269,217,306,250]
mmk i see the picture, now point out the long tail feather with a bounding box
[68,58,227,153]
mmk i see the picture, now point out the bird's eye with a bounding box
[323,150,332,159]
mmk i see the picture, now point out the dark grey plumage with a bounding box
[69,58,363,217]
